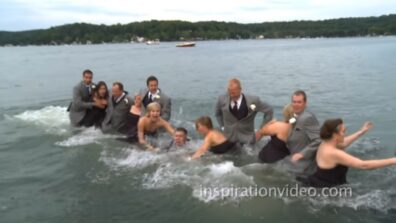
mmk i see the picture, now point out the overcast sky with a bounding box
[1,0,395,31]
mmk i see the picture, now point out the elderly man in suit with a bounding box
[140,75,171,121]
[102,82,134,134]
[69,69,105,127]
[215,78,273,145]
[287,90,321,176]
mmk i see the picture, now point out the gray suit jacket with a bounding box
[140,88,171,121]
[287,110,321,175]
[69,81,95,126]
[101,92,134,133]
[215,93,273,144]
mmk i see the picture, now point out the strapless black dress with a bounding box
[210,140,237,154]
[300,165,348,187]
[258,135,290,163]
[118,113,140,139]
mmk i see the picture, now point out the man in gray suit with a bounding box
[102,82,134,134]
[69,69,105,127]
[287,90,321,176]
[215,78,273,145]
[140,75,171,121]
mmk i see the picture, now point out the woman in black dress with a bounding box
[255,104,294,163]
[302,119,396,187]
[191,116,238,159]
[84,81,108,128]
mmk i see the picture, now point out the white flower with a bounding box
[289,117,297,124]
[154,95,161,100]
[91,85,96,89]
[124,98,129,104]
[250,104,256,111]
[289,114,298,124]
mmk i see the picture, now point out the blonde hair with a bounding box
[228,78,242,89]
[146,102,161,117]
[282,104,294,122]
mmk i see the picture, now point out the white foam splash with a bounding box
[306,189,393,213]
[55,127,117,147]
[11,106,69,135]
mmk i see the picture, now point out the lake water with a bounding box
[0,37,395,223]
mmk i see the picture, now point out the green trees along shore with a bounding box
[1,14,395,46]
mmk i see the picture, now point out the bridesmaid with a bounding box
[301,119,396,187]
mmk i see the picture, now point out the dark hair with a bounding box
[293,90,307,102]
[93,81,109,99]
[82,69,93,76]
[195,116,213,130]
[113,82,124,91]
[175,127,188,135]
[320,118,343,140]
[146,75,158,86]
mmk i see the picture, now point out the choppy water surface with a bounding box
[1,37,396,222]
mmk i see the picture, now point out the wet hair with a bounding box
[82,69,93,76]
[282,104,294,122]
[93,81,109,99]
[146,102,161,116]
[195,116,213,130]
[320,118,344,140]
[175,127,188,136]
[292,90,307,102]
[146,75,158,86]
[112,82,124,91]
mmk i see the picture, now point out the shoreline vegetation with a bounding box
[0,14,395,46]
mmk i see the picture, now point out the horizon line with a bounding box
[2,13,394,33]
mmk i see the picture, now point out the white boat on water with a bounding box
[146,40,160,45]
[176,42,196,47]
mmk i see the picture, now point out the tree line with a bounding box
[1,14,395,46]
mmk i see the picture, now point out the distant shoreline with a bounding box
[1,14,395,46]
[1,35,395,48]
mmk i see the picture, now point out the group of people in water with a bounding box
[68,69,396,188]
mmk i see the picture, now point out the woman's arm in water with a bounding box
[191,135,212,159]
[340,122,373,149]
[161,119,175,137]
[332,149,396,170]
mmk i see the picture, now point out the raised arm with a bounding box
[191,136,212,159]
[340,122,373,149]
[333,149,396,170]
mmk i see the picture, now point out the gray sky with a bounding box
[1,0,395,31]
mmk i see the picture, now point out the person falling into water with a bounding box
[191,116,239,159]
[137,102,174,151]
[299,119,396,187]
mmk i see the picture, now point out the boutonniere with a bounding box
[289,113,298,124]
[91,84,96,90]
[250,104,256,111]
[154,95,160,100]
[124,98,129,104]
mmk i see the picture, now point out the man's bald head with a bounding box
[228,78,242,100]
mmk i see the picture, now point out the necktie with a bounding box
[149,93,153,102]
[232,101,238,112]
[86,86,90,96]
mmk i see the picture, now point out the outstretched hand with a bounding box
[360,121,373,133]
